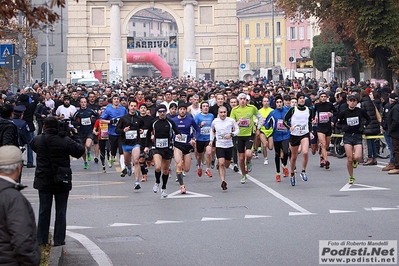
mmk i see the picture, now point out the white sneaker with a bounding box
[153,183,159,193]
[161,189,168,198]
[182,171,186,177]
[264,158,269,165]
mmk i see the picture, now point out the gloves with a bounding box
[111,118,119,125]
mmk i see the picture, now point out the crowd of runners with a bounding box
[1,76,399,197]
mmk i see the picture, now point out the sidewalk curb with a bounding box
[49,246,64,266]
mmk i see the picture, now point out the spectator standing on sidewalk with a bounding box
[387,93,399,174]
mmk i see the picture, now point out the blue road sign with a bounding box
[240,63,246,69]
[0,44,14,66]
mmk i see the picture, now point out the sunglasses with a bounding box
[158,110,167,113]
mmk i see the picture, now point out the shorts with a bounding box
[343,133,362,146]
[317,126,333,137]
[236,135,254,153]
[79,133,93,143]
[196,140,210,154]
[122,144,141,153]
[93,137,99,144]
[289,133,310,147]
[260,129,273,138]
[152,148,174,160]
[174,142,193,155]
[274,139,289,154]
[216,147,233,161]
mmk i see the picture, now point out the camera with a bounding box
[57,120,74,137]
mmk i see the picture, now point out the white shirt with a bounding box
[210,117,240,148]
[56,105,77,120]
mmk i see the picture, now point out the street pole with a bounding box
[272,1,275,67]
[46,21,50,86]
[18,10,24,88]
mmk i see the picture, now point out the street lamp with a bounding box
[272,1,275,67]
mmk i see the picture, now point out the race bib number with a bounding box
[140,129,148,139]
[81,117,91,126]
[346,117,359,126]
[238,118,250,128]
[293,124,308,135]
[175,134,187,143]
[155,138,168,148]
[319,112,329,123]
[126,130,137,140]
[100,123,109,140]
[276,119,286,132]
[200,126,211,135]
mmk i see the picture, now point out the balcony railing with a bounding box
[249,62,274,69]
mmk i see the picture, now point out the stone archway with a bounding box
[66,0,238,82]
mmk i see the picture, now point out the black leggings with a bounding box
[109,135,123,157]
[274,140,289,173]
[99,140,110,166]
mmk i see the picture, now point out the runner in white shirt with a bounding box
[55,96,77,120]
[210,106,240,190]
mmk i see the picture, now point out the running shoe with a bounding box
[134,182,141,190]
[257,147,262,153]
[94,157,99,163]
[283,166,289,177]
[161,189,168,198]
[121,168,127,177]
[352,160,358,169]
[205,169,212,178]
[84,162,88,169]
[182,171,186,177]
[221,181,227,190]
[197,168,202,177]
[300,171,308,181]
[290,175,296,186]
[240,175,247,184]
[127,168,132,177]
[153,183,159,193]
[320,158,325,167]
[211,160,215,169]
[348,176,355,184]
[276,173,281,182]
[102,166,106,173]
[180,185,186,194]
[175,177,179,182]
[108,160,112,168]
[233,164,239,172]
[141,174,147,182]
[109,157,115,168]
[253,153,258,159]
[246,161,252,172]
[146,161,152,167]
[264,158,269,165]
[325,161,330,170]
[87,152,92,161]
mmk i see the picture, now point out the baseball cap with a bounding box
[0,145,23,166]
[389,93,398,101]
[347,95,358,101]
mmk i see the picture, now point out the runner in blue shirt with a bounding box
[171,101,201,194]
[194,102,214,178]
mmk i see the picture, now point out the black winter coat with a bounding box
[30,128,85,192]
[360,96,380,135]
[0,178,41,266]
[0,118,19,146]
[388,101,399,140]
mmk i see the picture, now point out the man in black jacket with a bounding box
[30,117,85,246]
[0,104,19,147]
[387,93,399,174]
[0,145,40,265]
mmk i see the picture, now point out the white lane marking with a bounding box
[167,190,212,198]
[155,220,184,224]
[201,217,232,221]
[329,210,357,214]
[66,230,113,266]
[109,223,140,227]
[245,174,313,214]
[364,207,399,211]
[289,212,316,216]
[340,183,390,191]
[66,226,93,230]
[244,215,272,219]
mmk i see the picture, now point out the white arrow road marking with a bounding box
[364,207,399,211]
[329,210,357,214]
[340,183,390,192]
[289,212,316,216]
[244,215,272,219]
[155,220,184,224]
[167,190,212,198]
[109,223,140,227]
[201,217,232,222]
[66,230,113,266]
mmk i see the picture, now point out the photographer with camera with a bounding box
[30,116,85,246]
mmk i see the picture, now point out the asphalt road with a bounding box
[22,151,399,266]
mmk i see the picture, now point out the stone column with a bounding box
[108,0,123,59]
[181,0,197,60]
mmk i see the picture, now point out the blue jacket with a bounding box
[264,106,290,142]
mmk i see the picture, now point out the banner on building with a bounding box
[127,37,177,49]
